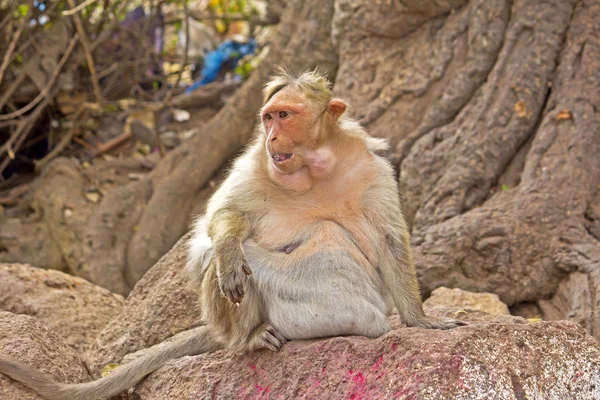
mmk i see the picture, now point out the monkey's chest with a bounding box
[253,203,380,271]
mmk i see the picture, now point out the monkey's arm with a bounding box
[0,326,220,400]
[377,214,465,330]
[208,208,252,303]
[365,162,465,330]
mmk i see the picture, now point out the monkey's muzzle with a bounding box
[272,153,293,163]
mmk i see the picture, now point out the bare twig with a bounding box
[0,2,18,32]
[0,1,31,86]
[66,0,103,105]
[0,34,80,121]
[0,97,52,177]
[0,73,26,111]
[93,131,132,156]
[62,0,96,16]
[159,0,189,108]
[34,105,89,170]
[0,183,30,206]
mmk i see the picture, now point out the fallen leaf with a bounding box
[527,317,542,323]
[556,109,572,121]
[84,191,101,203]
[514,100,530,118]
[173,109,191,122]
[63,207,73,218]
[101,363,120,377]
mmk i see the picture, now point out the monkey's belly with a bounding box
[243,239,391,341]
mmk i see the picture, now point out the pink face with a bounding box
[260,87,348,175]
[260,88,316,174]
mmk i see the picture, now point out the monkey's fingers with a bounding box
[242,263,252,275]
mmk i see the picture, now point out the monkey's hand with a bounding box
[215,242,252,304]
[410,316,468,330]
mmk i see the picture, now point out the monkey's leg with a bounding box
[200,258,286,353]
[208,209,252,303]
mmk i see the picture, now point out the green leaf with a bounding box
[101,363,120,377]
[501,184,509,192]
[17,4,29,17]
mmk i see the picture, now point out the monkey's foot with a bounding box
[410,316,467,330]
[251,323,287,352]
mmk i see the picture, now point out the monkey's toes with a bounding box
[257,324,287,352]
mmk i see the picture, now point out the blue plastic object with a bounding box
[185,38,257,93]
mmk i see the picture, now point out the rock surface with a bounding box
[87,233,202,371]
[133,316,600,400]
[0,311,92,400]
[0,263,124,355]
[424,287,510,315]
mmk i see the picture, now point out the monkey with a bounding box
[0,67,464,400]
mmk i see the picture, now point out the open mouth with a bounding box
[271,152,293,163]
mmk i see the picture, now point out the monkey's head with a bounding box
[260,67,347,176]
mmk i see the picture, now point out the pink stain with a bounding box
[255,385,271,395]
[391,343,398,351]
[371,356,383,371]
[249,364,257,370]
[322,367,326,373]
[451,356,462,370]
[352,372,365,386]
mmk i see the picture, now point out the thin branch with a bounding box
[0,34,80,121]
[62,0,96,16]
[159,0,189,108]
[0,97,51,177]
[35,106,89,170]
[0,2,18,32]
[66,0,103,105]
[0,1,31,86]
[0,72,26,111]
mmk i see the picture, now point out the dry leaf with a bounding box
[101,363,120,377]
[514,100,530,118]
[556,109,572,121]
[85,191,101,203]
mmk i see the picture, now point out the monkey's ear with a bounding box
[327,98,347,120]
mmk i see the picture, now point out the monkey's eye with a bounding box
[264,114,272,122]
[279,111,289,119]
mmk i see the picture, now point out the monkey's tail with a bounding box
[0,325,220,400]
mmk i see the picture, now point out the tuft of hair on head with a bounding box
[262,66,333,108]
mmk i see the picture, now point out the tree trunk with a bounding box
[334,0,600,337]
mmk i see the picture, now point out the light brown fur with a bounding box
[0,67,464,400]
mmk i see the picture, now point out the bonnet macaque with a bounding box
[0,67,463,400]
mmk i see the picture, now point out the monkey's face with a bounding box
[260,88,347,175]
[261,88,313,174]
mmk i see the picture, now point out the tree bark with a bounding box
[334,0,600,337]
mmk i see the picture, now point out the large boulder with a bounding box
[132,315,600,399]
[0,263,124,356]
[0,311,92,400]
[87,233,202,371]
[424,287,510,315]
